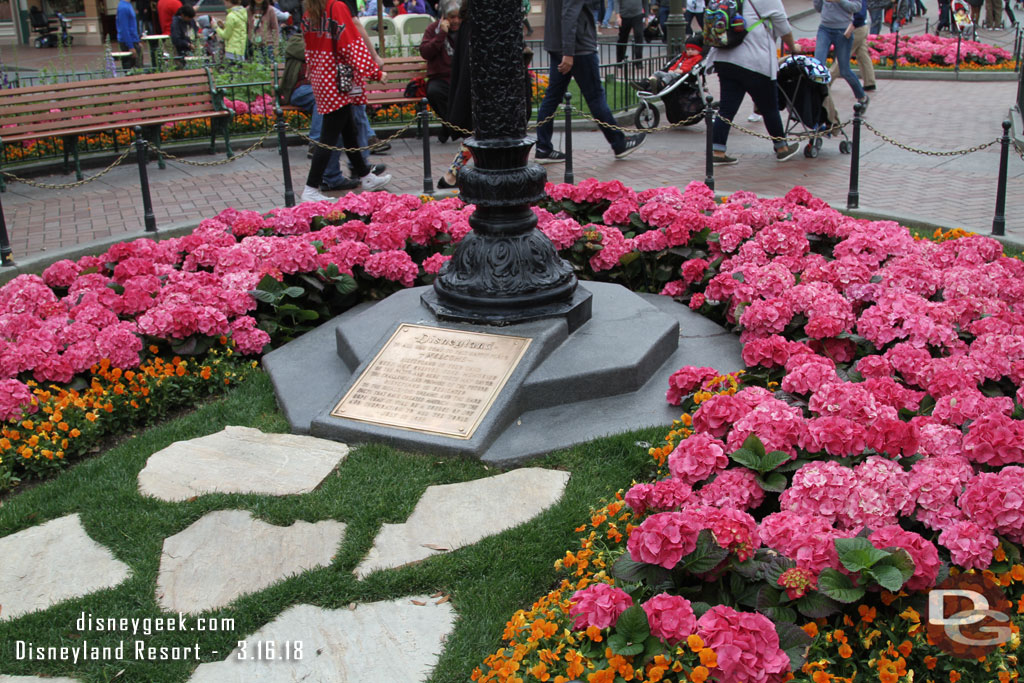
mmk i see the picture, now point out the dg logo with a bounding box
[926,573,1014,659]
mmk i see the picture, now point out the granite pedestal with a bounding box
[263,281,743,465]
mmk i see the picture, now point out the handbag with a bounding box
[328,1,354,93]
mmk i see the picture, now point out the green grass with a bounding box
[0,369,665,682]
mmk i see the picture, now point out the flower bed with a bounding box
[795,33,1014,70]
[3,181,1024,682]
[472,182,1024,682]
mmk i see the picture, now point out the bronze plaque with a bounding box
[331,324,532,439]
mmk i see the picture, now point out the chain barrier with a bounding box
[296,121,417,154]
[716,111,851,142]
[158,130,275,166]
[861,120,1000,157]
[0,147,134,189]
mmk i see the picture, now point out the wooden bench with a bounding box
[281,55,429,123]
[0,68,233,188]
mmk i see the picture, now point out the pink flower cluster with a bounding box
[697,605,791,683]
[642,593,697,644]
[568,583,633,630]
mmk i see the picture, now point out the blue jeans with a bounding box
[535,52,626,154]
[869,7,885,33]
[659,4,670,40]
[815,25,866,100]
[602,0,615,24]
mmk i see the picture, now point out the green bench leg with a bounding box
[69,136,82,182]
[148,126,165,170]
[223,116,233,159]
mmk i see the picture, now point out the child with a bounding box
[170,4,198,67]
[635,33,704,92]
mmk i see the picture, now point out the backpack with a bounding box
[703,0,764,48]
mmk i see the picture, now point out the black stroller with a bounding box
[775,55,850,158]
[633,61,709,130]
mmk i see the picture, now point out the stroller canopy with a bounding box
[778,55,832,85]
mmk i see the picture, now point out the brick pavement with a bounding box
[2,2,1023,268]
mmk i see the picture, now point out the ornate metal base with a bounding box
[421,285,593,334]
[430,137,580,324]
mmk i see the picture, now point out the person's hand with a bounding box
[439,17,450,31]
[843,22,854,37]
[557,55,574,74]
[791,42,802,53]
[379,70,388,81]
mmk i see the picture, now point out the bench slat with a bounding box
[5,112,230,144]
[1,85,214,119]
[5,104,228,142]
[0,69,211,99]
[0,78,211,110]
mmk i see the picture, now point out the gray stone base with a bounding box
[263,282,742,465]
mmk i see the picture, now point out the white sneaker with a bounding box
[300,185,330,203]
[360,172,392,191]
[747,113,763,123]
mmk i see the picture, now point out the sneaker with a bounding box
[535,148,567,164]
[775,142,800,161]
[368,135,391,153]
[368,163,387,175]
[320,177,360,192]
[712,153,738,165]
[747,113,763,122]
[301,185,331,202]
[360,172,392,191]
[863,84,876,91]
[614,133,646,159]
[857,95,870,113]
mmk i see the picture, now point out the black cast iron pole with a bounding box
[704,96,715,191]
[992,119,1011,236]
[134,126,157,233]
[275,106,295,208]
[563,92,574,185]
[420,98,434,194]
[0,190,12,266]
[847,102,863,209]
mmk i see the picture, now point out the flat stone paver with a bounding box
[355,468,570,578]
[138,426,349,501]
[186,599,456,683]
[156,510,346,614]
[0,515,130,622]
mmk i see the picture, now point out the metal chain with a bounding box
[295,121,417,154]
[861,120,1000,156]
[717,111,851,142]
[0,147,133,189]
[158,130,274,166]
[569,104,703,133]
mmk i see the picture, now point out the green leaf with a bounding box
[256,273,283,292]
[606,633,644,657]
[761,451,792,472]
[731,271,745,283]
[817,569,866,604]
[742,433,767,458]
[757,472,788,493]
[878,549,916,585]
[866,564,907,592]
[612,605,650,644]
[282,286,305,298]
[679,529,729,574]
[756,586,781,610]
[835,537,890,572]
[249,289,278,304]
[689,601,713,617]
[795,591,842,618]
[762,605,798,623]
[763,553,796,586]
[610,556,673,587]
[729,448,762,470]
[775,458,809,473]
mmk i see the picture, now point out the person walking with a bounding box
[866,0,890,34]
[985,0,1004,26]
[840,0,874,90]
[616,0,648,63]
[299,0,391,201]
[534,0,646,163]
[705,0,803,164]
[814,0,870,112]
[157,0,182,34]
[116,0,142,69]
[684,0,705,35]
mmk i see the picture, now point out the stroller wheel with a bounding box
[804,143,818,158]
[839,140,851,154]
[633,101,660,130]
[34,37,45,48]
[815,137,823,150]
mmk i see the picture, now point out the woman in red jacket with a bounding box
[301,0,392,202]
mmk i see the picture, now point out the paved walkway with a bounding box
[2,1,1023,269]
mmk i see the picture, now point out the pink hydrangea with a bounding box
[959,468,1024,542]
[421,253,451,275]
[642,593,697,644]
[362,250,418,287]
[0,378,38,421]
[668,433,729,485]
[780,355,838,395]
[800,416,868,458]
[41,259,82,288]
[699,505,761,561]
[759,511,842,575]
[909,454,973,531]
[691,394,751,438]
[627,511,704,569]
[698,468,765,511]
[742,336,813,369]
[725,400,806,457]
[962,412,1024,466]
[95,321,143,369]
[230,316,271,355]
[568,583,633,630]
[868,525,940,592]
[666,365,718,405]
[780,461,855,525]
[696,605,791,683]
[938,521,1000,571]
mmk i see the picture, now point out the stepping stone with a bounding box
[0,515,130,622]
[0,677,83,682]
[187,599,456,683]
[355,468,570,578]
[156,510,345,614]
[138,426,349,502]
